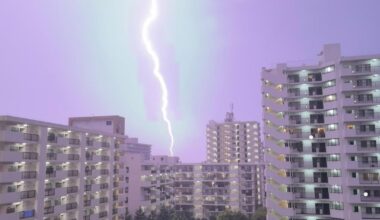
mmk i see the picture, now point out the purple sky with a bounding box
[1,0,380,162]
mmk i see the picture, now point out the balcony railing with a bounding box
[99,211,108,218]
[68,138,80,145]
[67,154,79,160]
[22,171,37,179]
[66,202,78,211]
[20,190,36,199]
[67,186,78,194]
[22,152,38,160]
[360,196,380,202]
[67,170,79,177]
[45,188,55,196]
[23,133,39,142]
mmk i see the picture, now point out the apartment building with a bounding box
[207,111,262,163]
[0,115,146,220]
[126,154,179,215]
[262,44,380,220]
[173,163,265,219]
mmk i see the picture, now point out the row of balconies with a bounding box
[46,169,79,179]
[0,171,37,183]
[43,202,78,215]
[45,185,78,197]
[0,151,38,162]
[342,81,380,91]
[0,189,36,204]
[0,129,39,143]
[83,210,108,220]
[46,152,80,161]
[343,96,380,106]
[0,209,35,219]
[341,65,380,76]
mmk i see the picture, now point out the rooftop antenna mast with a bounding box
[225,103,234,122]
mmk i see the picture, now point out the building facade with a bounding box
[262,44,380,220]
[0,115,145,220]
[126,155,180,215]
[173,163,265,219]
[206,111,262,163]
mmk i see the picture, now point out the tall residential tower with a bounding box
[263,44,380,220]
[207,110,262,163]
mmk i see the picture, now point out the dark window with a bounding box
[354,206,359,213]
[106,121,112,125]
[375,207,380,214]
[366,207,372,214]
[353,189,357,195]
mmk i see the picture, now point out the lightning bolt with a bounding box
[142,0,175,156]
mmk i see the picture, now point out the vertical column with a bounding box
[36,127,47,220]
[108,137,115,218]
[77,133,86,220]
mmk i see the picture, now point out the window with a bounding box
[366,207,372,214]
[354,206,359,213]
[352,172,357,178]
[375,207,380,214]
[374,190,380,197]
[353,189,357,195]
[106,121,112,125]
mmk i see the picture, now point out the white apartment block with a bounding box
[207,111,262,163]
[173,163,265,219]
[0,115,149,220]
[262,44,380,220]
[125,154,179,215]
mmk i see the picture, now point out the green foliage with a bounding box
[250,207,266,220]
[156,205,175,220]
[132,206,265,220]
[217,210,249,220]
[148,211,157,220]
[172,211,194,220]
[134,208,147,220]
[125,208,133,220]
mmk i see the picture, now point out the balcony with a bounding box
[266,197,294,217]
[344,128,380,137]
[295,208,330,215]
[341,65,380,76]
[343,112,380,122]
[342,81,380,91]
[362,213,380,219]
[0,191,21,204]
[360,195,380,202]
[0,171,37,183]
[266,183,292,200]
[263,97,287,112]
[0,130,39,143]
[0,151,38,162]
[327,160,341,169]
[262,84,286,98]
[343,97,380,106]
[266,168,291,185]
[346,144,380,153]
[346,158,379,169]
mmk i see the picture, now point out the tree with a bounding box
[125,208,132,220]
[148,211,157,220]
[156,205,175,220]
[250,207,266,220]
[134,208,147,220]
[217,209,249,220]
[172,211,194,220]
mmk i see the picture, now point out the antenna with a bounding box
[225,103,234,122]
